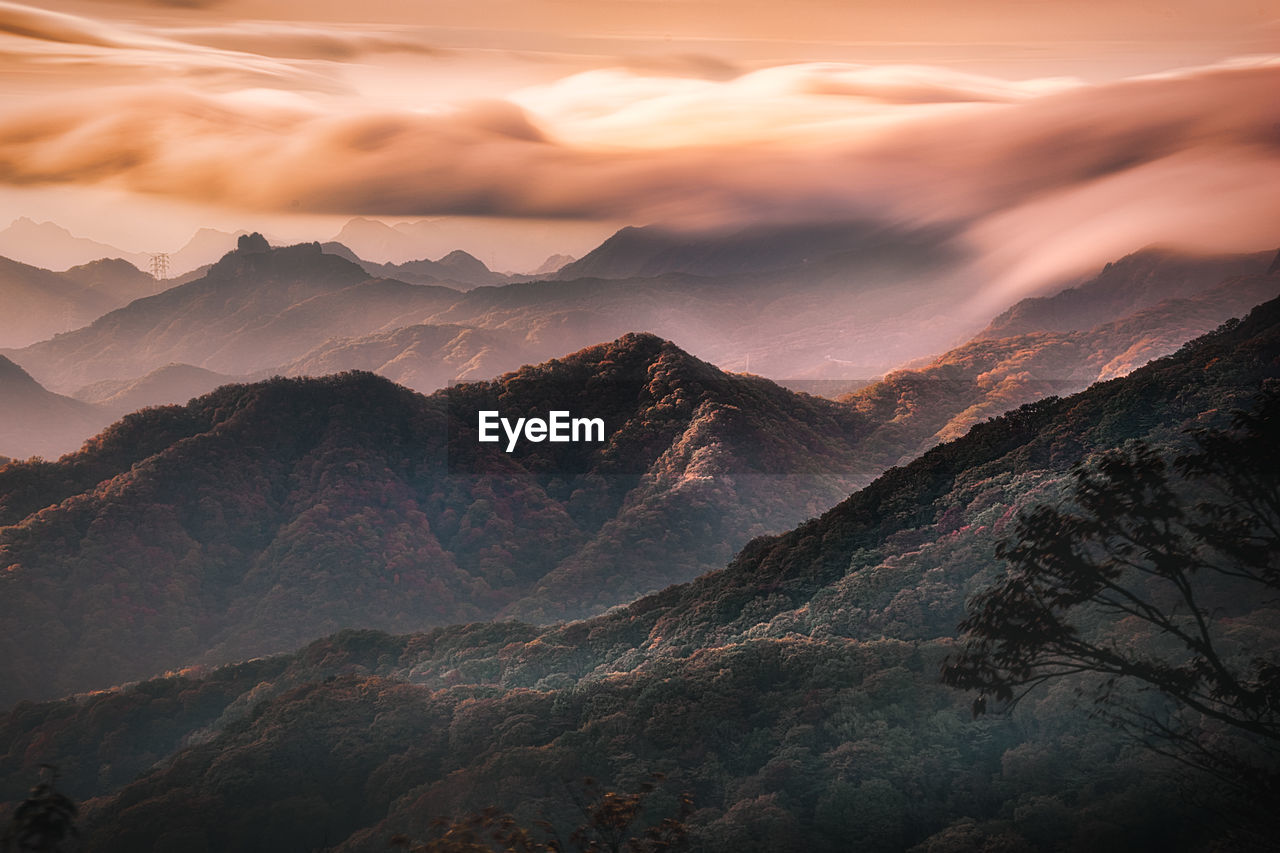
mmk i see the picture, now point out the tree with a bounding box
[942,385,1280,807]
[2,766,78,853]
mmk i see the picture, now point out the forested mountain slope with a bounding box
[844,264,1280,462]
[6,291,1277,853]
[0,335,882,706]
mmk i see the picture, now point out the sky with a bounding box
[0,0,1278,282]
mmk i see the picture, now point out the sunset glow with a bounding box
[1,0,1277,281]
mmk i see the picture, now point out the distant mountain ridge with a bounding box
[0,218,148,272]
[0,356,112,459]
[979,248,1274,338]
[279,323,535,392]
[328,216,613,272]
[6,237,1276,461]
[531,253,575,275]
[0,253,165,348]
[73,363,240,416]
[843,262,1280,462]
[3,223,975,396]
[554,221,951,281]
[0,219,282,277]
[4,237,461,391]
[321,242,505,288]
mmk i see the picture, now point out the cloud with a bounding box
[0,1,134,48]
[157,23,444,61]
[786,63,1079,103]
[0,56,1276,299]
[0,2,378,91]
[86,0,226,7]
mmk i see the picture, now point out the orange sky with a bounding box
[1,0,1278,279]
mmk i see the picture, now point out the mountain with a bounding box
[842,264,1280,463]
[0,254,164,349]
[434,249,502,285]
[978,247,1274,338]
[331,217,614,272]
[328,245,508,289]
[330,217,424,264]
[0,256,118,347]
[530,253,575,275]
[424,225,970,380]
[0,334,890,706]
[14,236,1272,460]
[5,236,461,392]
[167,228,247,275]
[6,222,977,399]
[0,255,169,349]
[0,356,111,459]
[555,221,950,281]
[72,363,241,416]
[280,323,535,393]
[0,218,149,272]
[12,291,1278,853]
[58,257,158,304]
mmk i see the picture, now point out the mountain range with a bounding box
[328,217,609,273]
[0,256,157,348]
[0,219,254,278]
[0,334,888,706]
[321,243,511,288]
[2,232,1273,465]
[3,236,461,392]
[4,282,1276,852]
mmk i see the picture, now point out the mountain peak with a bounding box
[0,354,42,391]
[435,249,491,276]
[236,232,270,254]
[6,217,71,237]
[530,253,575,275]
[64,257,142,274]
[205,237,349,283]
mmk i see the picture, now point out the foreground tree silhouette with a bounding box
[389,775,693,853]
[943,385,1280,804]
[2,766,78,853]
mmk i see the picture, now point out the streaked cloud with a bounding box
[156,22,444,61]
[0,1,337,91]
[1,0,1277,301]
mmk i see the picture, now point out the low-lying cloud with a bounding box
[0,0,1277,300]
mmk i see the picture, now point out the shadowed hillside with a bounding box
[0,357,113,459]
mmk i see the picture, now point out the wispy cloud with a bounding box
[156,22,444,62]
[0,1,442,92]
[1,0,1277,300]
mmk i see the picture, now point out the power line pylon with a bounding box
[148,253,170,290]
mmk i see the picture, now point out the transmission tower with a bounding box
[148,253,170,288]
